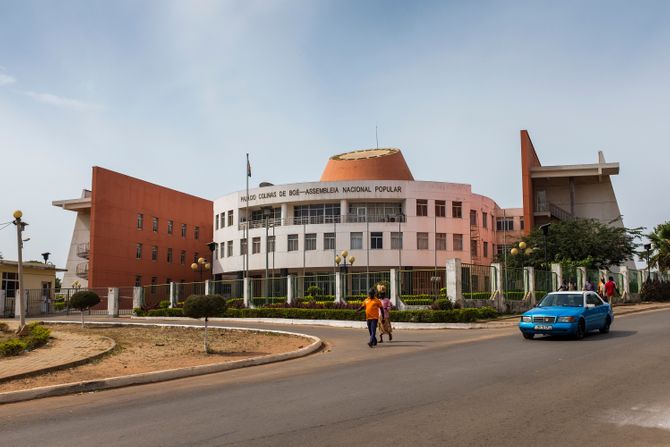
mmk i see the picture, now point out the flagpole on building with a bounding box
[246,153,250,282]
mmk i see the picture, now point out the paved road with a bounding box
[2,310,670,446]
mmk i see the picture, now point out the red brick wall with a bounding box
[520,130,542,235]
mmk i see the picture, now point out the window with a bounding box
[520,217,525,231]
[371,232,383,249]
[137,213,144,229]
[134,275,142,287]
[215,214,219,230]
[215,244,219,260]
[227,240,233,257]
[193,252,199,263]
[1,272,18,298]
[167,220,173,234]
[180,250,186,265]
[483,212,488,229]
[305,233,317,251]
[181,223,187,237]
[220,212,226,228]
[288,234,299,252]
[453,234,463,251]
[347,202,403,223]
[241,238,248,255]
[293,204,340,224]
[350,232,363,250]
[227,210,234,226]
[496,218,514,231]
[470,210,477,226]
[435,200,446,217]
[324,233,335,250]
[391,232,403,249]
[268,236,275,253]
[483,241,489,258]
[194,226,200,240]
[436,233,447,251]
[219,242,225,259]
[151,246,158,261]
[587,293,602,306]
[152,217,159,232]
[252,237,261,254]
[452,201,462,218]
[417,232,429,250]
[470,239,478,256]
[136,243,143,259]
[416,200,428,217]
[167,248,173,263]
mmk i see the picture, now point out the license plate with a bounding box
[534,325,552,330]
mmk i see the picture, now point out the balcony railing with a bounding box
[535,201,574,221]
[238,214,406,230]
[77,242,90,259]
[75,261,89,279]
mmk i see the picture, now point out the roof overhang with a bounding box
[0,260,67,272]
[52,197,92,211]
[530,162,619,179]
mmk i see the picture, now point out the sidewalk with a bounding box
[0,322,115,383]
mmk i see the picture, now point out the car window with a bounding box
[538,293,583,307]
[586,294,601,306]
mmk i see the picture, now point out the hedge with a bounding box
[0,323,51,357]
[401,298,434,306]
[147,308,187,317]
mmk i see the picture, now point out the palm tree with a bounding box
[648,221,670,271]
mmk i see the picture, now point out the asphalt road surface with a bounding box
[2,310,670,446]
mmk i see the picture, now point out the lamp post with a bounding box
[335,250,355,299]
[539,223,551,270]
[12,210,28,330]
[262,206,273,297]
[191,257,211,284]
[644,243,652,282]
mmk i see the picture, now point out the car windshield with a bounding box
[538,293,583,307]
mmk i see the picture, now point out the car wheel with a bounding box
[575,319,586,340]
[522,332,535,340]
[600,316,611,334]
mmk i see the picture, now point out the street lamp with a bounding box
[191,257,211,283]
[12,210,28,331]
[539,223,551,270]
[510,241,535,267]
[644,243,652,282]
[335,250,355,299]
[41,252,51,264]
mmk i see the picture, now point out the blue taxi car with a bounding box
[519,291,614,339]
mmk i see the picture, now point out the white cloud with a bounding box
[22,90,104,112]
[0,71,15,86]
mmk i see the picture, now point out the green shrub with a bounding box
[463,292,493,300]
[25,323,50,350]
[133,307,147,316]
[305,285,322,299]
[640,279,670,301]
[0,322,9,333]
[70,290,101,310]
[147,308,184,317]
[251,297,287,306]
[402,298,434,306]
[159,300,171,309]
[431,299,453,310]
[0,339,27,357]
[439,287,447,297]
[183,294,227,353]
[54,302,66,311]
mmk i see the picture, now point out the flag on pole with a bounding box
[246,154,252,177]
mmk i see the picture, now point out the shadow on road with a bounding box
[530,330,637,342]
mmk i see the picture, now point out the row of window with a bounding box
[496,216,525,232]
[137,214,200,239]
[217,232,491,257]
[215,210,235,230]
[135,243,202,264]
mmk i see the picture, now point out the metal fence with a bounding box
[293,273,337,300]
[534,270,556,300]
[628,269,640,294]
[398,269,445,306]
[143,283,171,309]
[249,277,288,306]
[502,267,525,300]
[344,271,389,301]
[462,264,494,298]
[210,279,245,300]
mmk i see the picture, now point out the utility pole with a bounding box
[12,210,27,332]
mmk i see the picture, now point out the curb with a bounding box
[0,321,322,405]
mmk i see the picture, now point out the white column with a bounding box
[620,266,630,302]
[107,287,119,317]
[243,277,253,308]
[335,271,343,304]
[446,258,462,306]
[287,275,294,304]
[525,267,536,305]
[577,267,587,290]
[132,287,143,309]
[0,290,6,317]
[205,280,211,295]
[491,263,505,312]
[390,269,399,308]
[551,263,563,291]
[169,282,177,308]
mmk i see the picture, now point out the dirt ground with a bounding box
[0,324,309,393]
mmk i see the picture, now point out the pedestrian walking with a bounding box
[376,283,393,342]
[356,288,384,348]
[558,280,568,291]
[583,279,595,292]
[597,276,606,296]
[604,276,619,303]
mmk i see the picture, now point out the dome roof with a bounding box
[320,148,414,182]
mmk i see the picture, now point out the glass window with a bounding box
[227,210,234,226]
[152,217,159,232]
[452,201,462,218]
[470,239,478,256]
[167,220,173,234]
[453,234,463,251]
[416,200,428,217]
[348,203,403,223]
[305,233,317,251]
[252,237,261,254]
[227,240,233,257]
[134,275,142,287]
[215,214,219,230]
[436,233,447,251]
[220,212,226,228]
[371,232,383,249]
[469,210,477,226]
[137,213,144,229]
[180,250,186,265]
[294,204,340,224]
[435,200,446,217]
[482,212,488,228]
[181,223,187,237]
[324,233,335,250]
[268,236,275,253]
[1,272,18,298]
[151,245,158,261]
[587,293,602,306]
[167,248,173,263]
[520,217,525,231]
[391,232,403,249]
[240,238,248,255]
[136,243,142,259]
[215,244,219,260]
[219,242,225,259]
[288,234,299,251]
[496,218,514,231]
[417,232,429,250]
[350,232,363,250]
[194,226,200,240]
[483,241,489,258]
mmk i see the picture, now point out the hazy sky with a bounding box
[1,0,668,267]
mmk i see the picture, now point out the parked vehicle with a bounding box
[519,291,613,339]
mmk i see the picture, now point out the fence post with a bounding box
[132,287,143,309]
[490,263,505,312]
[525,267,536,306]
[551,264,563,290]
[205,280,211,295]
[243,277,253,308]
[446,258,462,306]
[576,267,586,290]
[107,287,119,317]
[0,290,6,318]
[335,272,343,304]
[287,275,294,304]
[620,266,630,302]
[389,268,402,310]
[169,282,177,308]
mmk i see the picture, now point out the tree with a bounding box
[648,221,670,272]
[69,291,101,328]
[182,295,227,353]
[496,219,642,270]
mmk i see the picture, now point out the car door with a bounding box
[585,293,605,330]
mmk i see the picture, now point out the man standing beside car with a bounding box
[604,276,618,302]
